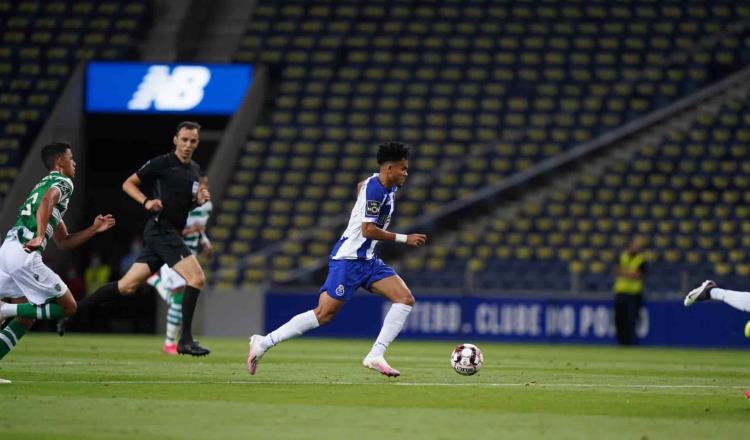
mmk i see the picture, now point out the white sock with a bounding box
[165,323,180,344]
[368,303,412,358]
[0,304,17,319]
[260,310,319,351]
[710,288,750,312]
[165,299,182,344]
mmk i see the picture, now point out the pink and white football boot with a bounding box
[246,334,265,375]
[162,342,178,355]
[362,354,400,377]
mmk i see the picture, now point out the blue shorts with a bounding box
[320,258,397,301]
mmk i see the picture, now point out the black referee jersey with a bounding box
[136,152,202,231]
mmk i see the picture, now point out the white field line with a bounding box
[9,379,747,389]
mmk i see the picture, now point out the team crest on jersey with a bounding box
[54,283,62,292]
[335,284,345,296]
[33,274,39,281]
[366,200,381,216]
[58,180,73,198]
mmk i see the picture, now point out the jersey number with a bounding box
[20,193,39,216]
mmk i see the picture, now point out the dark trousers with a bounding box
[614,293,642,345]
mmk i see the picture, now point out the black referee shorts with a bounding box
[136,218,193,273]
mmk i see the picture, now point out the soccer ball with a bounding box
[451,343,484,376]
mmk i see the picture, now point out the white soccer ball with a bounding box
[451,343,484,376]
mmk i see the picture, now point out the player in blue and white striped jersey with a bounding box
[247,141,427,377]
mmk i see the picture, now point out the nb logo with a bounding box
[128,65,211,111]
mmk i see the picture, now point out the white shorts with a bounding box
[158,264,186,291]
[0,236,68,305]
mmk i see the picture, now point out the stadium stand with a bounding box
[402,89,750,294]
[0,0,150,207]
[212,1,750,289]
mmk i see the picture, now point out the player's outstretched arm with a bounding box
[361,223,427,247]
[123,173,162,212]
[52,215,116,250]
[23,187,61,252]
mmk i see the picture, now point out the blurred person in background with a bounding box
[84,252,111,296]
[119,236,142,277]
[612,238,647,345]
[61,263,85,302]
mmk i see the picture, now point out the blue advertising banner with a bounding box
[86,62,253,114]
[265,292,750,348]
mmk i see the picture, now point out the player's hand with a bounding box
[145,199,163,212]
[202,243,214,259]
[183,224,204,235]
[197,188,210,205]
[406,234,427,247]
[92,214,116,233]
[23,236,44,253]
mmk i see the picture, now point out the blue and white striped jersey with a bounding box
[330,173,398,260]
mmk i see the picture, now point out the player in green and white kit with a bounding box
[147,175,212,354]
[0,142,115,382]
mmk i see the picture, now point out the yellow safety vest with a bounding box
[613,251,644,295]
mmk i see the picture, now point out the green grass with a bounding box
[0,334,748,439]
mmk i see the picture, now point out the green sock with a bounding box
[16,303,64,320]
[0,320,28,360]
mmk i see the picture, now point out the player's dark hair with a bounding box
[175,121,201,135]
[377,141,410,165]
[41,141,71,170]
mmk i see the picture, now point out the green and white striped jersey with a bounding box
[10,171,74,252]
[184,201,212,255]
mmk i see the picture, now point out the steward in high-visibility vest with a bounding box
[614,252,645,295]
[613,240,646,345]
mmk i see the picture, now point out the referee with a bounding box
[66,121,211,356]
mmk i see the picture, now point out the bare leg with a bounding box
[247,293,343,375]
[368,275,415,356]
[362,275,415,377]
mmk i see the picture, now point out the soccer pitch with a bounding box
[0,334,747,439]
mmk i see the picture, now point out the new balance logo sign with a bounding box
[128,65,211,111]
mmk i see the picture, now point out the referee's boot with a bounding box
[177,339,210,357]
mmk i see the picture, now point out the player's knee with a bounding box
[314,308,336,326]
[396,289,415,306]
[118,280,138,295]
[187,271,206,288]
